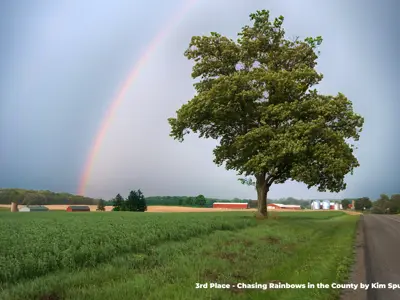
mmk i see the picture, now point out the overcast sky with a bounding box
[0,0,398,200]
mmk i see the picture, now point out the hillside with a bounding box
[0,189,99,205]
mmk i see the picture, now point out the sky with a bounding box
[0,0,398,200]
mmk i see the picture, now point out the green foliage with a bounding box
[112,190,147,212]
[353,197,372,211]
[238,177,256,186]
[341,199,350,210]
[168,10,364,214]
[113,194,124,211]
[137,190,147,212]
[145,196,250,207]
[0,189,100,205]
[0,212,357,300]
[194,194,206,207]
[97,199,106,211]
[371,194,400,214]
[126,191,139,211]
[0,212,256,286]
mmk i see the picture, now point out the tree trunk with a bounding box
[256,174,269,218]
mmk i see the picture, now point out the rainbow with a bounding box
[77,0,199,196]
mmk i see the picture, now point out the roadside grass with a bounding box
[0,211,357,300]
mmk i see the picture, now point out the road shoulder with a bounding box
[341,215,367,300]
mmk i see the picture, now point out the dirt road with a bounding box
[364,214,400,300]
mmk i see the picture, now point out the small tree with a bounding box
[113,194,124,211]
[137,189,147,212]
[97,199,105,211]
[126,190,139,211]
[195,194,206,207]
[168,10,364,218]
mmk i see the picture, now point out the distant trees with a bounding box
[97,199,105,211]
[371,194,400,214]
[137,190,147,212]
[22,192,48,205]
[144,195,309,208]
[2,188,399,215]
[112,194,124,211]
[0,188,101,205]
[112,190,147,212]
[125,191,138,211]
[354,197,372,211]
[341,199,350,210]
[195,195,206,207]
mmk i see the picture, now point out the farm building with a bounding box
[66,205,90,212]
[213,202,249,209]
[19,205,49,212]
[267,203,301,210]
[10,202,18,212]
[310,200,342,210]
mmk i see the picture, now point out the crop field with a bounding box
[0,211,358,300]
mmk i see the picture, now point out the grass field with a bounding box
[0,210,358,300]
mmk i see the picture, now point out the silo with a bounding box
[334,203,340,210]
[312,200,320,210]
[322,200,330,210]
[10,202,18,212]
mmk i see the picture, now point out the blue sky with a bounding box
[0,0,398,200]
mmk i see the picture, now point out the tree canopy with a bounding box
[113,194,124,211]
[168,10,364,217]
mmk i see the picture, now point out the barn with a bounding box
[66,205,90,212]
[267,203,282,210]
[19,205,49,212]
[213,202,249,209]
[267,203,301,210]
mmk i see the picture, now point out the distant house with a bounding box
[19,205,49,212]
[66,205,90,212]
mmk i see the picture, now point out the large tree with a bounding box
[168,10,364,217]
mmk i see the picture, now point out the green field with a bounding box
[0,211,358,300]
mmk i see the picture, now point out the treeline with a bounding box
[120,196,311,208]
[338,195,400,214]
[340,197,372,211]
[141,195,246,208]
[370,194,400,214]
[2,188,398,213]
[0,189,99,205]
[0,189,313,208]
[107,190,147,212]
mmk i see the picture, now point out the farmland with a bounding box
[0,211,358,300]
